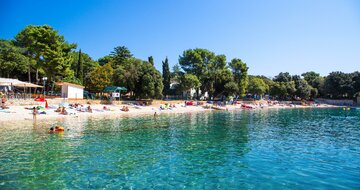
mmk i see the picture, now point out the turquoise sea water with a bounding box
[0,108,359,189]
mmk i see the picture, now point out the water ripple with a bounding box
[0,108,359,189]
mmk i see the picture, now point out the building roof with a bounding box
[57,82,85,89]
[104,86,127,92]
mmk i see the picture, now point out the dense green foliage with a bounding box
[1,24,359,100]
[0,40,29,78]
[85,63,113,92]
[15,25,76,84]
[110,46,132,68]
[248,76,267,98]
[76,50,84,84]
[229,58,248,97]
[179,74,201,94]
[178,49,246,99]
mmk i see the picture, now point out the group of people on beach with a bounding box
[160,103,176,110]
[53,103,93,115]
[70,103,93,113]
[54,106,70,115]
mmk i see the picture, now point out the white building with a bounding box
[169,81,209,100]
[183,88,209,100]
[57,82,84,99]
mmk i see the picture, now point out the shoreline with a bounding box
[0,102,342,127]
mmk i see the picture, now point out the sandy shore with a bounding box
[0,103,209,126]
[0,102,340,127]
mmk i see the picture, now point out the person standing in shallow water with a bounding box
[32,107,37,121]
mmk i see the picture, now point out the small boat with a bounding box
[241,104,254,109]
[202,104,212,109]
[211,106,227,111]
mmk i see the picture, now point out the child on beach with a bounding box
[87,105,92,113]
[32,107,37,120]
[1,95,6,109]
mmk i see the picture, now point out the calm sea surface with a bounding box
[0,108,359,189]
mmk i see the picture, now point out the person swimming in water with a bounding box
[48,126,65,133]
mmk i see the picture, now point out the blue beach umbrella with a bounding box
[59,102,69,107]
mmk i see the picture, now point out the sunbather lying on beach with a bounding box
[60,107,68,115]
[121,106,129,112]
[55,107,62,112]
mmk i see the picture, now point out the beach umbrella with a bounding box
[59,102,69,107]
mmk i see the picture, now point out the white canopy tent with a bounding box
[0,78,43,88]
[0,78,43,98]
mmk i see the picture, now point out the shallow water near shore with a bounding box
[0,108,359,189]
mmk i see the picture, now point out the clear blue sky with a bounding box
[1,0,359,77]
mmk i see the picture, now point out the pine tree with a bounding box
[77,49,83,84]
[148,56,154,65]
[162,57,171,97]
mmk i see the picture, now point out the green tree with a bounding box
[140,73,155,98]
[324,71,353,98]
[248,76,268,98]
[70,50,99,83]
[85,63,113,92]
[270,82,287,99]
[110,46,132,68]
[117,58,143,97]
[310,87,318,99]
[311,76,325,96]
[270,81,295,100]
[261,76,274,93]
[229,58,248,97]
[98,55,113,66]
[153,70,164,99]
[285,81,296,98]
[15,25,76,84]
[162,57,171,97]
[112,57,163,99]
[148,56,154,66]
[0,40,29,78]
[76,49,83,84]
[169,63,183,96]
[274,72,292,82]
[295,79,312,99]
[352,72,360,96]
[302,71,320,86]
[205,54,232,98]
[61,75,82,86]
[172,63,182,80]
[179,74,201,93]
[224,81,239,96]
[179,48,216,98]
[136,61,163,99]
